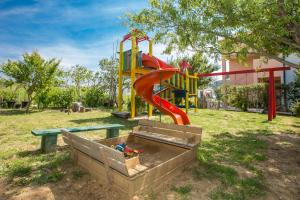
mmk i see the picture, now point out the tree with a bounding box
[169,52,219,87]
[186,52,219,87]
[127,0,300,68]
[286,68,300,104]
[0,51,60,112]
[295,68,300,83]
[70,65,93,100]
[98,58,118,107]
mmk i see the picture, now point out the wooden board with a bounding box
[134,119,202,148]
[72,145,195,200]
[133,130,194,148]
[62,130,147,177]
[138,119,202,134]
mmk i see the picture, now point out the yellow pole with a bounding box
[172,75,175,87]
[185,70,189,114]
[148,40,153,118]
[118,42,123,112]
[181,74,184,90]
[181,75,184,105]
[194,74,198,112]
[131,36,136,118]
[176,73,179,88]
[190,76,193,94]
[172,92,175,104]
[149,40,153,55]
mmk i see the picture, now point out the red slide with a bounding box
[133,54,190,125]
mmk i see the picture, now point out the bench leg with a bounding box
[41,135,58,153]
[106,128,119,139]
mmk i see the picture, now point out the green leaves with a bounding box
[98,57,119,106]
[69,65,93,100]
[127,0,300,68]
[0,51,60,111]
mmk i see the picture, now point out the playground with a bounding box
[1,31,300,196]
[1,1,300,199]
[0,31,300,200]
[0,109,299,199]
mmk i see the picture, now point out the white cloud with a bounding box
[0,35,121,71]
[0,6,40,17]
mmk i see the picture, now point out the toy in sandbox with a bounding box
[62,119,202,200]
[114,142,144,158]
[113,30,198,124]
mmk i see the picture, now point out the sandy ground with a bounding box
[258,134,300,200]
[1,133,299,200]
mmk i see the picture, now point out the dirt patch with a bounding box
[0,162,218,200]
[143,164,220,200]
[1,166,106,200]
[258,134,300,200]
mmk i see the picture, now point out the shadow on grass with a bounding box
[194,129,272,199]
[17,149,43,158]
[292,124,300,128]
[0,109,42,116]
[3,149,71,186]
[69,115,138,130]
[16,147,70,159]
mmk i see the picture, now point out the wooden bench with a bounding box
[31,124,124,153]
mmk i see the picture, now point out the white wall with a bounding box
[253,54,299,84]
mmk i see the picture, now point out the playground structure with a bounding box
[117,31,198,124]
[116,30,291,123]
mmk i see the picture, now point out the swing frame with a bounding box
[197,67,291,121]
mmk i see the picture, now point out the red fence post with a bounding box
[272,71,276,119]
[196,66,290,121]
[268,71,274,121]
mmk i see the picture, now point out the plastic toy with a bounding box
[115,142,144,158]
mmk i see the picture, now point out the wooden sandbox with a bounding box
[62,119,202,199]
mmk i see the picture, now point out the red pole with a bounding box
[272,72,276,119]
[197,67,290,77]
[268,71,274,121]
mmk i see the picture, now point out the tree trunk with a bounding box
[26,94,32,113]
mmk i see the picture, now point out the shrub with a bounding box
[286,82,300,103]
[59,88,75,109]
[1,88,17,101]
[84,86,105,107]
[220,83,267,111]
[290,101,300,117]
[127,96,145,116]
[35,87,75,109]
[35,90,52,109]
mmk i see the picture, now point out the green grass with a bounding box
[0,108,299,199]
[152,110,299,199]
[171,184,193,195]
[2,149,71,185]
[192,130,268,199]
[0,109,137,186]
[72,169,86,179]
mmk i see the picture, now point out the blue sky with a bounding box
[0,0,169,70]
